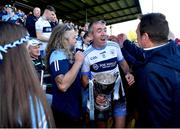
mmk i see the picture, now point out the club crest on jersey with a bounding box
[92,63,99,70]
[102,54,106,58]
[110,49,115,55]
[100,51,106,58]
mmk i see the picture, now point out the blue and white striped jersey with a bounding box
[82,40,125,79]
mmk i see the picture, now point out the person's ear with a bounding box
[142,33,149,40]
[142,36,145,40]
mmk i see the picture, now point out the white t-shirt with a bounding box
[35,17,52,51]
[35,17,52,39]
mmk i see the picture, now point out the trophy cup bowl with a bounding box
[93,73,117,111]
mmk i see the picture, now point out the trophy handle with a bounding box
[89,79,95,120]
[114,72,119,80]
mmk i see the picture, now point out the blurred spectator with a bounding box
[83,22,90,31]
[27,37,52,105]
[0,6,6,20]
[15,17,25,26]
[75,31,92,52]
[58,19,63,24]
[2,4,18,23]
[26,7,41,37]
[76,29,85,42]
[27,38,45,79]
[49,11,58,29]
[35,5,56,57]
[15,9,25,18]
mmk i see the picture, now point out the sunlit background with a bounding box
[107,0,180,39]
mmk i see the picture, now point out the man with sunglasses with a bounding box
[2,4,18,24]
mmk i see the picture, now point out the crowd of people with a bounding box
[0,3,180,128]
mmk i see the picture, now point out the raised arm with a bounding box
[55,51,84,92]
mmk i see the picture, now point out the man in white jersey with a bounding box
[35,5,55,57]
[81,20,134,128]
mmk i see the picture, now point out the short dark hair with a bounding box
[139,13,169,43]
[45,5,56,13]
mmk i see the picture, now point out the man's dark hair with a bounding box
[45,5,56,13]
[139,13,169,43]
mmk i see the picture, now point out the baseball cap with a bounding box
[27,38,42,48]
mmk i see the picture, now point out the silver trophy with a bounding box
[93,73,117,111]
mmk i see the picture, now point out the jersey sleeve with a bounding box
[49,50,69,78]
[81,55,90,76]
[35,20,42,32]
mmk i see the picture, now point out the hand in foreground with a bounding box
[95,94,107,106]
[125,73,135,86]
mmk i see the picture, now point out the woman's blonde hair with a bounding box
[46,24,75,70]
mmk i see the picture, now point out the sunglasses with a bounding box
[64,23,74,31]
[5,4,12,8]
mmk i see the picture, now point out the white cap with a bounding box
[27,38,42,48]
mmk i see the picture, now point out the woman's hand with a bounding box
[74,51,84,64]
